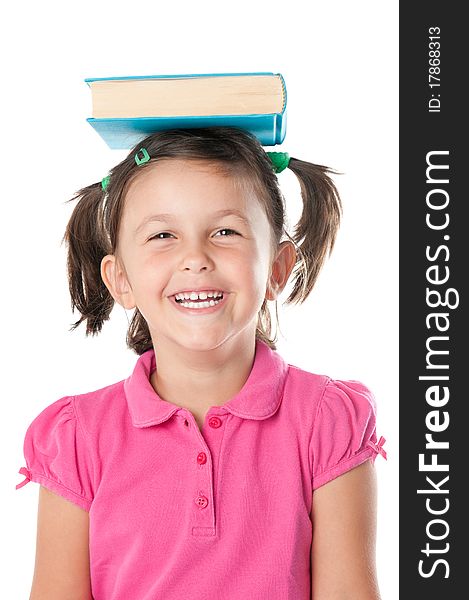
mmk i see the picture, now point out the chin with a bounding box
[165,332,214,350]
[176,332,235,353]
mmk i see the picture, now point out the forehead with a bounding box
[122,158,265,224]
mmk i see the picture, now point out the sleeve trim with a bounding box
[312,446,375,491]
[26,470,92,512]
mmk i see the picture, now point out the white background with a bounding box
[1,1,398,597]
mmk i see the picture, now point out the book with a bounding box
[84,71,287,149]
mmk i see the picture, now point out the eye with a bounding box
[215,228,239,237]
[148,232,174,240]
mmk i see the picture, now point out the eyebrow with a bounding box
[134,209,251,235]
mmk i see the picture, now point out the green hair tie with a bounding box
[135,147,150,166]
[101,174,111,191]
[266,151,290,173]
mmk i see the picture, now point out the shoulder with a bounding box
[283,362,376,422]
[285,360,376,416]
[316,378,377,425]
[284,362,330,408]
[23,377,128,454]
[71,378,128,434]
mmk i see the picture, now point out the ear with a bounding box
[265,240,297,301]
[100,254,136,310]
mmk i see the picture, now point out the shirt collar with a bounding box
[124,339,289,428]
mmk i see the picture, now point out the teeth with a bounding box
[175,290,223,301]
[179,299,221,309]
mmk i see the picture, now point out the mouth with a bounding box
[170,291,227,314]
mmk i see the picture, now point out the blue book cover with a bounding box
[84,72,287,149]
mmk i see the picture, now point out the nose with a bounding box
[179,240,215,272]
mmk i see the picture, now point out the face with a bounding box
[102,158,289,354]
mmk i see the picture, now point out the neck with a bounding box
[150,333,257,411]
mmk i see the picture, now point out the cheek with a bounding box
[126,253,167,293]
[235,248,271,296]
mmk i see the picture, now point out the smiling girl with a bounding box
[17,126,386,600]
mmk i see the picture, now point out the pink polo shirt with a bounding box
[16,339,385,600]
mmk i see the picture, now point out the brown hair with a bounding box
[62,126,342,355]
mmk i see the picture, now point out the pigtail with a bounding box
[125,310,152,355]
[285,158,342,304]
[61,183,115,336]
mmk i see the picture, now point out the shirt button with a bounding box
[197,452,207,465]
[208,416,222,428]
[195,494,209,509]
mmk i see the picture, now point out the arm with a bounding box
[311,460,381,600]
[29,486,94,600]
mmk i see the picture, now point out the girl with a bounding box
[16,126,386,599]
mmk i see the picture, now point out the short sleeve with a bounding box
[15,396,94,511]
[310,379,386,491]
